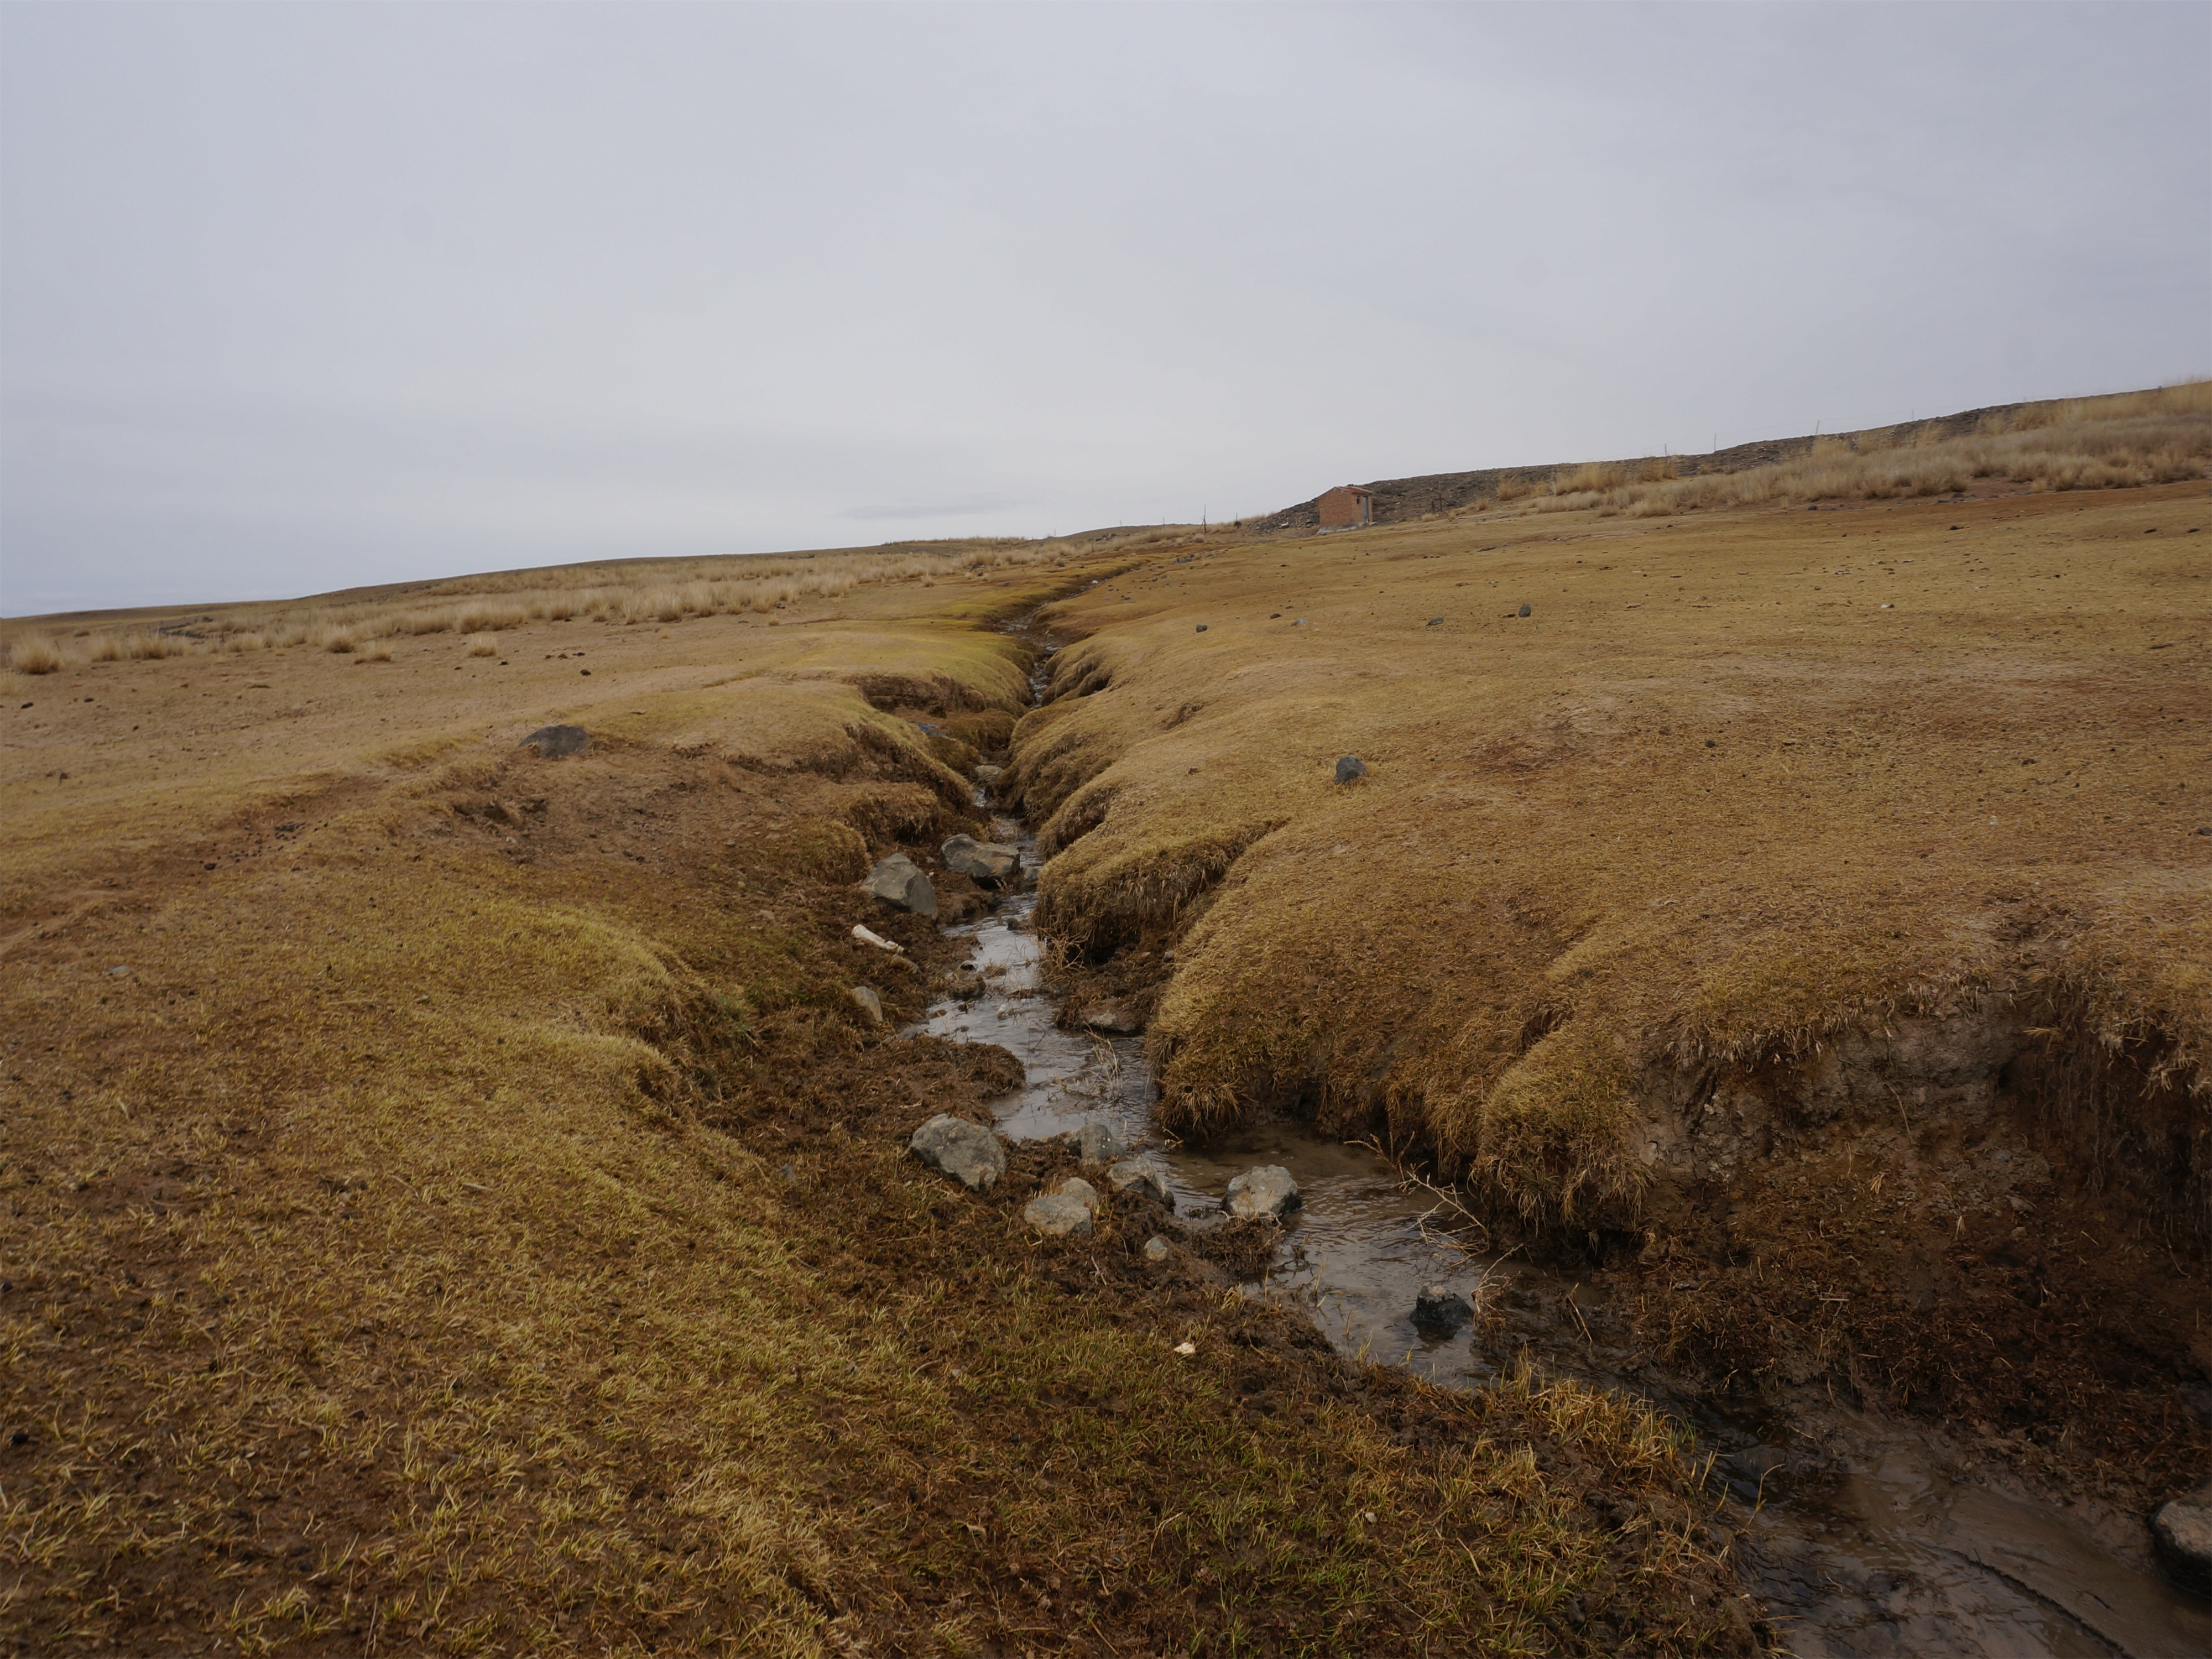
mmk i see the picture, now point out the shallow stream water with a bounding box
[909,638,2207,1654]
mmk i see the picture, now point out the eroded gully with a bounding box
[902,644,2209,1658]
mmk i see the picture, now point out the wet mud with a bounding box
[912,770,2212,1656]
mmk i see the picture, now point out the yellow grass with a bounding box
[1501,380,2212,520]
[0,554,1749,1652]
[1011,478,2212,1232]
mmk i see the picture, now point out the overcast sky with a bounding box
[3,2,2206,615]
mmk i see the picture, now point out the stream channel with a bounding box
[904,654,2209,1656]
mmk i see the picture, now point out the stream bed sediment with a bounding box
[907,789,2210,1657]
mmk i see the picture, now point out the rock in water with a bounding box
[939,833,1021,886]
[2152,1482,2212,1594]
[1023,1177,1100,1237]
[849,985,884,1024]
[1224,1165,1301,1222]
[1082,1000,1139,1035]
[518,723,589,758]
[1412,1285,1474,1336]
[1108,1161,1169,1203]
[1334,755,1368,785]
[1070,1118,1130,1164]
[866,854,938,917]
[908,1114,1006,1192]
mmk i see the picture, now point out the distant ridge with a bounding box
[1251,397,2042,533]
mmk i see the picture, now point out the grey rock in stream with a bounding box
[1107,1161,1169,1203]
[1068,1119,1130,1164]
[1411,1285,1474,1337]
[1082,1000,1140,1035]
[2152,1481,2212,1594]
[908,1114,1006,1192]
[1224,1165,1301,1222]
[1024,1178,1100,1237]
[939,833,1021,886]
[866,854,938,917]
[1334,755,1368,785]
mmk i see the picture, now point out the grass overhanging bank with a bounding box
[2,555,1762,1651]
[1004,434,2211,1509]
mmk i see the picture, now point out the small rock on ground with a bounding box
[1334,756,1367,785]
[518,723,589,758]
[866,854,938,917]
[1143,1236,1172,1263]
[1107,1161,1168,1203]
[1224,1165,1301,1222]
[849,985,884,1024]
[940,833,1021,886]
[2152,1481,2212,1594]
[908,1114,1006,1192]
[1411,1285,1474,1336]
[1024,1178,1100,1237]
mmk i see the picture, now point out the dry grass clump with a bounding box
[465,633,498,656]
[316,624,357,654]
[1011,478,2212,1237]
[8,635,64,674]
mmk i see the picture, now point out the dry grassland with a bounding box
[2,557,1755,1651]
[1008,477,2211,1496]
[1487,382,2212,520]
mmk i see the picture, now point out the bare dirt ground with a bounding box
[2,560,1759,1653]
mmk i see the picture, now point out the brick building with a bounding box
[1317,484,1373,528]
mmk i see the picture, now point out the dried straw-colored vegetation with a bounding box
[2,536,1114,679]
[1005,457,2211,1493]
[2,554,1754,1652]
[1015,478,2209,1217]
[1490,380,2212,520]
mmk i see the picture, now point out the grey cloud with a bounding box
[3,2,2206,613]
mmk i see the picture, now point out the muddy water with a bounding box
[911,803,2209,1656]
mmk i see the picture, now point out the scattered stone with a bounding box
[1082,1000,1140,1035]
[1108,1161,1169,1203]
[1517,603,1532,618]
[865,854,938,918]
[1224,1165,1301,1222]
[1411,1285,1474,1336]
[849,985,884,1024]
[973,763,1004,785]
[1068,1118,1130,1164]
[1058,1177,1102,1214]
[1334,755,1368,785]
[518,723,589,758]
[1194,623,1208,633]
[1023,1180,1098,1237]
[1173,1340,1197,1356]
[940,834,1021,886]
[1144,1235,1172,1264]
[2152,1482,2212,1594]
[907,1114,1006,1192]
[1427,617,1443,627]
